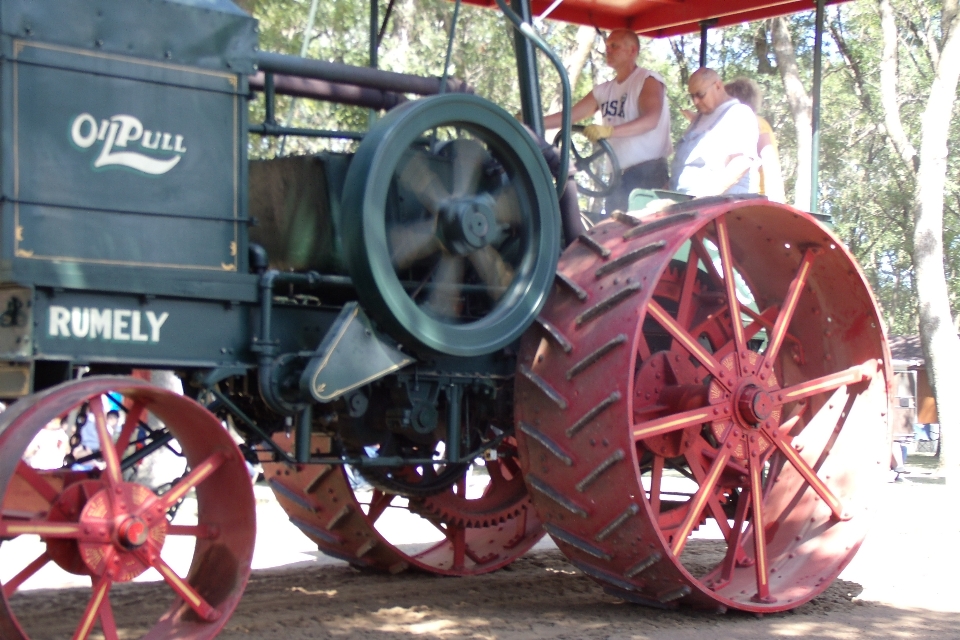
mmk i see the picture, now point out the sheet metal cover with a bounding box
[0,0,257,73]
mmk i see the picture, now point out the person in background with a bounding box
[671,68,759,197]
[724,77,786,203]
[25,418,69,470]
[72,407,118,470]
[542,28,672,213]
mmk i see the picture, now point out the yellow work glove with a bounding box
[583,124,614,143]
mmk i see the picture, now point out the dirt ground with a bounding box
[10,453,960,639]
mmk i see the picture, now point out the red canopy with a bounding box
[463,0,847,37]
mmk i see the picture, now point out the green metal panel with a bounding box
[28,288,340,370]
[32,289,253,367]
[5,40,245,273]
[0,0,257,74]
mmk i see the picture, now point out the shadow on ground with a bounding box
[8,549,958,640]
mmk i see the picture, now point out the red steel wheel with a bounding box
[263,433,543,576]
[515,198,890,613]
[0,376,256,639]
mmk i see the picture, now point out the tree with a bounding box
[877,0,960,475]
[769,17,813,209]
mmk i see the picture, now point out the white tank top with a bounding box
[592,67,673,169]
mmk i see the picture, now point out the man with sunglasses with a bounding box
[671,67,759,197]
[543,29,672,213]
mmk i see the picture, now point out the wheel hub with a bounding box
[77,482,167,582]
[118,516,150,548]
[438,194,497,255]
[737,384,773,425]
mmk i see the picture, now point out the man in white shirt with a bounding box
[544,29,673,213]
[671,68,759,196]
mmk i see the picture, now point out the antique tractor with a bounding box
[0,0,890,637]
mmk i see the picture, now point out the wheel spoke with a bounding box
[769,431,847,521]
[149,554,221,621]
[90,403,122,487]
[397,152,450,215]
[14,461,60,504]
[449,523,466,570]
[649,455,664,516]
[718,488,751,585]
[425,255,465,317]
[636,332,652,361]
[0,519,93,540]
[451,139,487,197]
[672,443,732,557]
[583,147,607,165]
[633,405,716,442]
[676,245,702,330]
[684,448,735,539]
[113,401,146,460]
[493,184,521,226]
[748,443,775,602]
[715,218,747,361]
[485,458,507,490]
[759,248,817,371]
[71,577,112,640]
[366,490,395,523]
[715,305,779,361]
[647,300,731,390]
[151,451,227,517]
[775,360,878,405]
[390,220,440,269]
[2,551,51,597]
[98,590,120,640]
[583,166,608,189]
[468,245,514,299]
[689,234,725,289]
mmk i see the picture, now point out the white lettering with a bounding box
[71,113,185,176]
[70,307,89,338]
[51,306,168,342]
[70,113,98,148]
[113,309,131,340]
[113,115,143,147]
[131,311,149,342]
[90,308,111,340]
[49,306,70,337]
[141,130,161,150]
[146,311,169,343]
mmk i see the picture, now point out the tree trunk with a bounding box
[546,26,597,115]
[769,17,813,210]
[911,2,960,477]
[876,0,960,478]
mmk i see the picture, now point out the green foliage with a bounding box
[242,0,959,335]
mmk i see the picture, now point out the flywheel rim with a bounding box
[515,199,890,612]
[341,93,561,357]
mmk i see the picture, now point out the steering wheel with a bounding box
[553,125,621,198]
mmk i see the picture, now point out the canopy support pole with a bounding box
[513,0,544,136]
[698,19,716,68]
[370,0,379,69]
[810,0,825,213]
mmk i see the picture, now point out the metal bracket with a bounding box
[300,301,415,403]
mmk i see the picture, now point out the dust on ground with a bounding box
[9,452,960,639]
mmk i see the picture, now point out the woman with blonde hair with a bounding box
[724,77,786,203]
